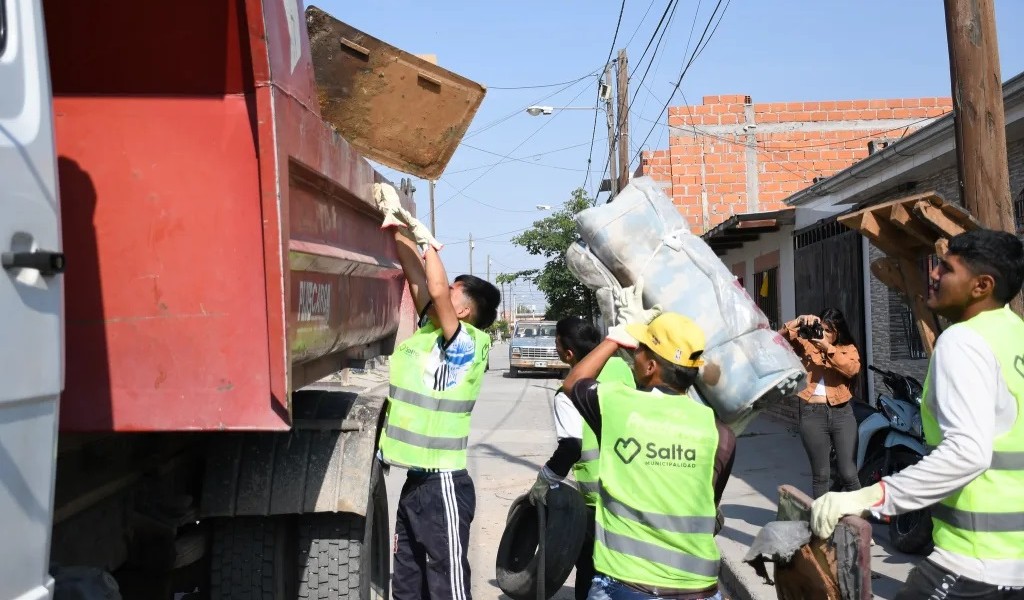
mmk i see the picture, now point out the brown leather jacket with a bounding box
[780,323,861,405]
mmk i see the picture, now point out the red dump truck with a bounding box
[0,1,484,598]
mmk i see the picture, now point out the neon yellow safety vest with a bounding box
[378,322,490,470]
[574,357,636,506]
[593,382,720,590]
[920,306,1024,564]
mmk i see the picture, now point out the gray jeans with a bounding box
[798,401,861,498]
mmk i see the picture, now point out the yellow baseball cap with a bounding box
[625,313,706,367]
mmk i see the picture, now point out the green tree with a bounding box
[508,188,597,320]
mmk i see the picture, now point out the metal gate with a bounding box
[793,219,867,399]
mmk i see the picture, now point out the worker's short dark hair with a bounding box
[455,274,500,329]
[947,229,1024,304]
[555,316,602,358]
[642,344,700,392]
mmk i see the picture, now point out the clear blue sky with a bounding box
[318,0,1024,309]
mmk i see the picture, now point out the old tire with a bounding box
[495,487,587,600]
[297,461,389,599]
[210,516,295,599]
[509,367,519,378]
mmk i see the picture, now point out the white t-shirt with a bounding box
[877,321,1020,586]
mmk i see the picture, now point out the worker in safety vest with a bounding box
[374,183,501,599]
[529,316,637,600]
[560,297,736,599]
[811,229,1024,599]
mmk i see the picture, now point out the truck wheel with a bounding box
[509,367,519,378]
[210,516,295,599]
[298,461,389,599]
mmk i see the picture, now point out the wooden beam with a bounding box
[889,203,940,247]
[734,219,778,230]
[855,211,923,259]
[935,238,949,257]
[870,257,939,355]
[838,190,944,232]
[913,202,971,238]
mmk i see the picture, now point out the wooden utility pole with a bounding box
[944,0,1021,315]
[603,63,619,198]
[429,180,436,235]
[943,0,1014,233]
[616,49,631,193]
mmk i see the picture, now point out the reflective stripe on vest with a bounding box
[599,485,717,535]
[574,357,636,507]
[593,382,720,589]
[378,322,490,470]
[920,307,1024,562]
[595,522,720,579]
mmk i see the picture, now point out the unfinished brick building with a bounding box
[638,94,953,233]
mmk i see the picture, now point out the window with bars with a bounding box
[753,267,780,330]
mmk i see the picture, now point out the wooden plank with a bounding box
[935,238,949,256]
[734,219,778,229]
[838,190,943,229]
[870,257,939,356]
[856,211,923,259]
[913,202,970,238]
[889,203,939,247]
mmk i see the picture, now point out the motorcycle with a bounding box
[831,365,933,555]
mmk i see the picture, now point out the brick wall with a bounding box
[638,94,952,233]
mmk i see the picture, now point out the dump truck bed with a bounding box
[46,0,468,432]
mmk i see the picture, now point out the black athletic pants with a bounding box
[895,559,1024,599]
[392,469,476,600]
[799,401,861,498]
[575,507,597,600]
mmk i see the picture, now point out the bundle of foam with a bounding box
[567,177,805,426]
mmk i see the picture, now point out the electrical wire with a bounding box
[432,79,595,217]
[448,139,606,175]
[629,0,679,91]
[463,68,601,140]
[629,0,732,169]
[487,72,600,90]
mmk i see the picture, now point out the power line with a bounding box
[431,77,595,217]
[446,139,602,176]
[630,0,679,88]
[435,179,547,214]
[603,0,628,70]
[624,0,659,47]
[487,72,599,90]
[629,0,732,169]
[462,69,601,140]
[628,0,680,112]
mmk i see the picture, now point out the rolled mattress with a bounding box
[568,177,805,424]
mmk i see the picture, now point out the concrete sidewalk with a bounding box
[717,415,922,600]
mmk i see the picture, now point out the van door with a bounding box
[0,1,64,599]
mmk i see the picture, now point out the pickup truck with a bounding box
[508,321,570,378]
[0,1,483,598]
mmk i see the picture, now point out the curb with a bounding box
[720,554,766,600]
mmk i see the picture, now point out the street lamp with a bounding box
[525,105,605,116]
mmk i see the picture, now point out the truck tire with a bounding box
[297,461,389,599]
[509,367,519,378]
[210,516,295,599]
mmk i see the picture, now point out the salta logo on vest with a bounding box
[614,437,698,467]
[1015,354,1024,379]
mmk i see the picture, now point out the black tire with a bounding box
[509,367,519,378]
[210,516,295,599]
[495,487,587,600]
[860,449,934,555]
[297,461,390,599]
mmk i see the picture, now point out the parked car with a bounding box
[508,321,569,378]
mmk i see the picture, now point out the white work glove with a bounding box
[372,183,443,252]
[607,324,641,349]
[373,182,406,230]
[613,278,662,326]
[529,466,562,506]
[810,482,885,539]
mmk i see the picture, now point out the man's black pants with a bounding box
[574,507,597,600]
[392,469,475,600]
[895,559,1024,599]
